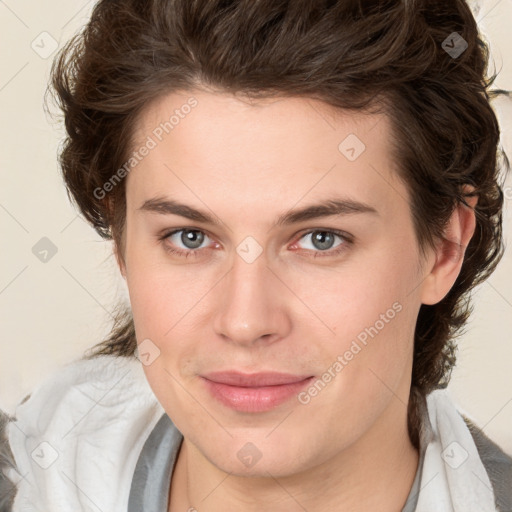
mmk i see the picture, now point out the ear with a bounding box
[420,186,478,305]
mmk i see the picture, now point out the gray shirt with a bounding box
[127,413,426,512]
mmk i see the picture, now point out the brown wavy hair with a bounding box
[45,0,510,448]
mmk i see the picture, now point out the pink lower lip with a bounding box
[201,376,314,412]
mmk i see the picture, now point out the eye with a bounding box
[160,228,213,257]
[159,228,352,259]
[292,229,351,257]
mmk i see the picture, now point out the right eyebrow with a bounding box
[138,196,379,227]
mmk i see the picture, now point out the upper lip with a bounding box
[202,371,313,387]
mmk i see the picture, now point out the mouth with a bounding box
[200,371,314,412]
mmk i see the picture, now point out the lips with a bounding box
[202,371,312,387]
[201,371,314,412]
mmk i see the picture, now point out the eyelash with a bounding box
[158,228,353,259]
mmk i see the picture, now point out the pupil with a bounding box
[182,230,204,249]
[180,230,334,251]
[313,231,334,250]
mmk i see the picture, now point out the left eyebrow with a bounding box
[138,196,379,227]
[275,198,379,226]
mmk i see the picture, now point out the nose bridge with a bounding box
[212,247,289,346]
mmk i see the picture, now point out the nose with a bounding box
[212,248,291,348]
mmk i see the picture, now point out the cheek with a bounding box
[286,244,416,342]
[125,221,419,362]
[124,236,208,339]
[294,249,418,396]
[126,268,171,337]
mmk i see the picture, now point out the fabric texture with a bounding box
[128,413,183,512]
[126,394,511,512]
[464,419,512,512]
[0,354,510,511]
[127,412,426,511]
[127,412,428,511]
[2,355,164,512]
[0,411,17,511]
[413,391,498,511]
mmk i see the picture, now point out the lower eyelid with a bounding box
[297,231,344,247]
[164,229,212,249]
[162,229,351,255]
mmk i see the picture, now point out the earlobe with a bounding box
[420,188,478,305]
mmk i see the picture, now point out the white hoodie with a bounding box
[4,355,163,511]
[1,354,510,511]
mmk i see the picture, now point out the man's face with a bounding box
[121,89,428,477]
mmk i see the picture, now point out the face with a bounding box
[120,89,430,477]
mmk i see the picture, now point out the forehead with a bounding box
[127,89,407,219]
[132,89,388,153]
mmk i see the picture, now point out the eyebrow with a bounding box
[138,196,379,226]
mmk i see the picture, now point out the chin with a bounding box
[193,432,316,478]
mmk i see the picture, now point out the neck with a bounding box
[169,397,420,512]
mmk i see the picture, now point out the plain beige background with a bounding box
[1,0,511,454]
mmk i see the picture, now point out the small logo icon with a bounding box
[338,134,366,161]
[237,442,263,468]
[31,441,58,469]
[442,32,468,59]
[32,237,58,263]
[31,32,59,59]
[134,338,161,366]
[441,441,469,469]
[236,236,263,264]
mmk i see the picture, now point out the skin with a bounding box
[116,89,477,511]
